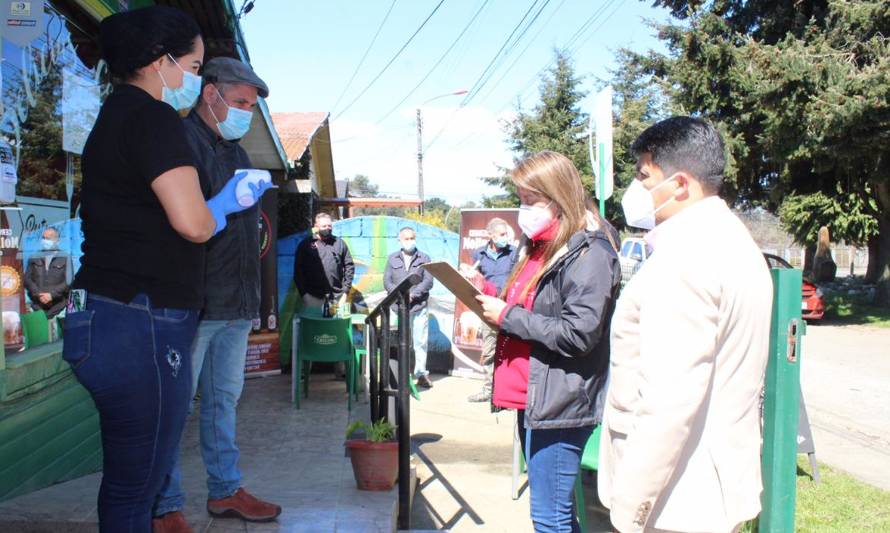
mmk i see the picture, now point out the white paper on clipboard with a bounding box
[421,262,497,329]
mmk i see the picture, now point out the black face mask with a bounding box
[318,229,332,239]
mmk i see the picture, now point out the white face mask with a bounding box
[517,202,554,238]
[621,176,677,230]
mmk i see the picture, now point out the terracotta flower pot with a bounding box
[345,439,398,491]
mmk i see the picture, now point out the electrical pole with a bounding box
[416,108,424,215]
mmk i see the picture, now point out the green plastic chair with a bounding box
[351,313,368,393]
[294,316,357,410]
[22,310,49,350]
[574,424,602,531]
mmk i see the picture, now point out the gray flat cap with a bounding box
[203,57,269,98]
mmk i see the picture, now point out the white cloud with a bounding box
[329,105,515,205]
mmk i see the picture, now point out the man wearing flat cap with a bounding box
[153,57,280,532]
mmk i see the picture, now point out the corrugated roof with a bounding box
[271,112,329,162]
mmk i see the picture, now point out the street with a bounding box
[800,323,890,491]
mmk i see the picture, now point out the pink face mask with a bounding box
[518,202,554,239]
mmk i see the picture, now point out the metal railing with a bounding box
[365,272,419,530]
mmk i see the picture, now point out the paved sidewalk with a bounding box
[408,374,611,532]
[800,323,890,491]
[0,374,397,533]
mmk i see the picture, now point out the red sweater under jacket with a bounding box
[491,223,557,410]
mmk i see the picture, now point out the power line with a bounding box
[475,0,569,104]
[330,0,399,113]
[467,0,553,102]
[430,0,620,153]
[422,0,545,151]
[570,0,626,52]
[500,0,619,113]
[373,0,491,126]
[463,0,543,103]
[333,0,448,120]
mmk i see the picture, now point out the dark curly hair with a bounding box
[99,6,201,82]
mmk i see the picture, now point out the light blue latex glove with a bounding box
[206,171,277,236]
[206,171,248,236]
[247,179,276,204]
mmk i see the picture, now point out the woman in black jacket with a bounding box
[477,150,620,532]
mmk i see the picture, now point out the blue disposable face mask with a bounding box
[158,55,201,111]
[209,86,253,140]
[401,241,416,253]
[493,237,510,249]
[41,239,58,251]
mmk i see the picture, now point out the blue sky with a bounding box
[241,0,672,205]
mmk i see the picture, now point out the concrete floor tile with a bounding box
[1,375,396,532]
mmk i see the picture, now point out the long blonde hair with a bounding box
[503,151,591,299]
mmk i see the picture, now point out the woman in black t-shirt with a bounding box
[61,7,268,532]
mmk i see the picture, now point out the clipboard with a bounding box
[421,261,496,328]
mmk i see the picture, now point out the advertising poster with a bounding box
[451,209,519,377]
[245,187,281,376]
[1,207,25,352]
[2,0,45,46]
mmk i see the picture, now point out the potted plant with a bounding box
[345,418,398,490]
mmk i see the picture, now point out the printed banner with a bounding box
[246,187,280,376]
[2,0,45,46]
[452,209,519,376]
[1,207,25,352]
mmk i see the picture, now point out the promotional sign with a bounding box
[1,207,25,352]
[246,187,281,376]
[451,209,519,378]
[2,1,45,46]
[591,85,614,212]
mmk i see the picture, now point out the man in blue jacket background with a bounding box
[467,218,515,402]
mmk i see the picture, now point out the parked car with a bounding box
[618,237,648,287]
[763,253,825,321]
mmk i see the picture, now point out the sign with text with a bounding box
[246,187,280,376]
[2,0,45,46]
[451,209,519,377]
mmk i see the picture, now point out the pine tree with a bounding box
[482,50,589,207]
[636,0,890,301]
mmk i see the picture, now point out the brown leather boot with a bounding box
[152,511,193,533]
[206,488,281,522]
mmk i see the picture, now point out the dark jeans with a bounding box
[63,293,198,533]
[518,410,593,533]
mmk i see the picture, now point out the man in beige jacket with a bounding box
[599,117,773,533]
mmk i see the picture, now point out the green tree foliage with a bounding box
[344,174,461,232]
[9,53,67,200]
[482,50,590,208]
[347,174,379,197]
[778,185,879,247]
[636,0,890,300]
[603,49,674,227]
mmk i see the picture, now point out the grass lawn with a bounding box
[823,293,890,328]
[743,457,890,532]
[795,456,890,531]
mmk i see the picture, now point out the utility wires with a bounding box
[330,0,399,113]
[333,0,447,119]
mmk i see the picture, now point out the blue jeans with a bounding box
[154,319,252,515]
[412,307,429,378]
[62,294,198,533]
[519,410,593,533]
